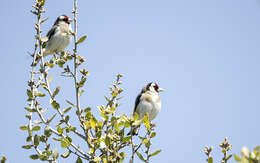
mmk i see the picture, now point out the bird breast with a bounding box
[44,26,72,55]
[136,94,161,120]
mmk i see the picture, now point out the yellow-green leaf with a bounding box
[150,132,156,138]
[208,157,213,163]
[51,100,60,109]
[61,137,71,148]
[63,107,72,114]
[136,151,145,162]
[76,157,83,163]
[76,35,87,44]
[32,126,41,131]
[149,149,162,157]
[20,126,28,130]
[53,86,60,97]
[29,154,39,160]
[47,113,57,124]
[61,151,71,158]
[234,154,241,161]
[143,114,150,130]
[90,119,96,129]
[123,136,132,143]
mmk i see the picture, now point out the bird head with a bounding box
[142,82,164,93]
[54,15,72,25]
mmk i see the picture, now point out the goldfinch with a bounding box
[129,82,164,135]
[42,15,73,56]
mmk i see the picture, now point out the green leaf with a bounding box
[39,135,46,142]
[105,136,110,146]
[90,119,96,129]
[76,156,83,163]
[22,145,33,149]
[142,139,149,145]
[149,149,162,157]
[47,113,57,124]
[133,112,139,121]
[53,137,63,142]
[26,136,32,142]
[27,89,33,98]
[144,139,151,148]
[32,126,41,131]
[63,107,72,114]
[77,76,86,88]
[76,35,87,44]
[44,126,52,137]
[33,135,40,146]
[57,125,63,134]
[51,100,60,109]
[29,154,39,160]
[65,115,70,123]
[61,151,71,158]
[208,157,213,163]
[39,154,48,161]
[61,137,71,148]
[143,114,150,130]
[234,154,241,161]
[123,136,132,143]
[57,59,66,68]
[53,86,60,97]
[150,132,156,138]
[226,154,232,160]
[35,92,46,97]
[136,151,146,162]
[65,100,76,107]
[24,107,36,112]
[20,126,28,130]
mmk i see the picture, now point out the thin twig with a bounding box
[35,105,90,160]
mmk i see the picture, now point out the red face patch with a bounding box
[154,83,159,90]
[63,16,69,22]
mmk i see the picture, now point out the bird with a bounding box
[128,82,164,135]
[42,15,73,56]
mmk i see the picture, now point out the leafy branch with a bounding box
[22,1,161,162]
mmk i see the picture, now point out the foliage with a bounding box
[0,156,7,163]
[234,146,260,163]
[204,138,260,163]
[22,0,161,162]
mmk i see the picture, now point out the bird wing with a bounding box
[42,26,57,48]
[133,93,142,113]
[46,26,57,40]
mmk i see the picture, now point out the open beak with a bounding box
[158,88,164,92]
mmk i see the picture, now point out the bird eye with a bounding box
[154,84,159,90]
[63,17,68,21]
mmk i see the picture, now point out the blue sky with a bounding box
[1,0,260,162]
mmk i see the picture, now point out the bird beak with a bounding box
[68,18,73,22]
[158,88,164,92]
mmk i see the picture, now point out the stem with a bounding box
[223,152,227,163]
[72,0,85,132]
[129,136,135,163]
